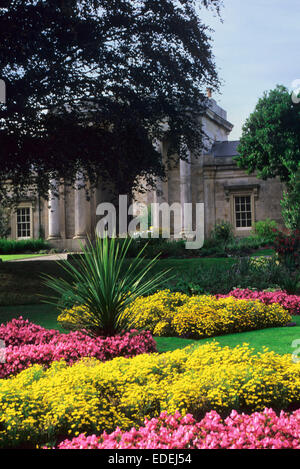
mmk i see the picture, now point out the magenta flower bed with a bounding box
[0,317,157,378]
[56,409,300,449]
[0,317,60,347]
[216,289,300,315]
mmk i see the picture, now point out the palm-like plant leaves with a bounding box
[42,235,171,336]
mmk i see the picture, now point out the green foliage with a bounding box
[273,230,300,279]
[280,169,300,231]
[0,0,222,204]
[43,235,170,337]
[211,221,234,244]
[125,237,187,259]
[0,206,10,238]
[236,85,300,183]
[117,234,272,260]
[253,219,278,242]
[0,238,49,254]
[162,256,298,295]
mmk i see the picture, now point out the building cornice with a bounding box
[205,108,234,133]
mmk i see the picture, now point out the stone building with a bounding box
[136,95,285,239]
[7,95,285,249]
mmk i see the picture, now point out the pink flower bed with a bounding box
[57,409,300,449]
[0,317,157,378]
[0,317,60,347]
[216,289,300,315]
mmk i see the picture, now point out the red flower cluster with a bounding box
[274,230,300,267]
[0,317,157,378]
[216,288,300,315]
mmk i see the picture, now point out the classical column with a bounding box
[180,152,193,236]
[152,178,163,232]
[73,171,87,239]
[48,179,61,240]
[203,167,216,237]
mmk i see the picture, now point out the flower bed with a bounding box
[122,290,291,339]
[0,317,60,347]
[56,408,300,449]
[216,289,300,315]
[0,342,300,448]
[0,318,157,378]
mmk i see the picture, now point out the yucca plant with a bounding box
[42,235,171,337]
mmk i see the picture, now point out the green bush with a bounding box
[280,169,300,231]
[253,219,278,242]
[0,238,50,254]
[120,237,188,259]
[162,256,298,295]
[123,235,270,260]
[211,221,234,244]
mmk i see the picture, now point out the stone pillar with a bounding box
[73,172,87,239]
[180,152,193,236]
[203,167,216,238]
[48,179,61,240]
[152,178,164,231]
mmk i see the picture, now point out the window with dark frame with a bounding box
[234,195,252,229]
[16,207,31,238]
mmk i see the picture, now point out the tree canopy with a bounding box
[0,0,223,204]
[236,85,300,183]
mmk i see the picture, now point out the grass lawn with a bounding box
[0,254,48,261]
[0,302,299,356]
[155,316,300,356]
[0,304,66,332]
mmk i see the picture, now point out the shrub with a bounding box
[164,256,298,295]
[216,289,300,315]
[0,319,156,379]
[58,291,189,334]
[211,221,234,244]
[0,343,300,448]
[43,235,169,336]
[124,237,188,259]
[0,238,49,254]
[274,230,300,270]
[123,290,291,339]
[253,219,278,242]
[110,233,272,260]
[56,408,300,449]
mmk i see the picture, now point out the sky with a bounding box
[201,0,300,140]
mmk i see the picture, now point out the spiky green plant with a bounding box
[42,235,171,336]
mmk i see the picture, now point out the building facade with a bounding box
[7,96,285,248]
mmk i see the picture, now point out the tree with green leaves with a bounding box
[0,0,223,205]
[236,85,300,231]
[236,85,300,183]
[0,206,10,238]
[281,168,300,231]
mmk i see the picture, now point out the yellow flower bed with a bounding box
[122,290,291,339]
[58,305,91,331]
[0,343,299,448]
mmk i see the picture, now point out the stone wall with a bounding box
[203,154,285,237]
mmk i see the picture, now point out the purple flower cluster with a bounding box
[216,289,300,315]
[57,409,300,449]
[0,317,157,378]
